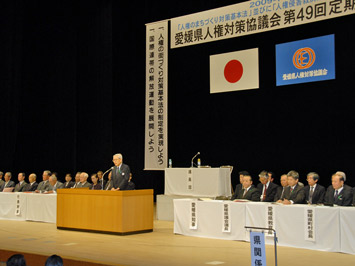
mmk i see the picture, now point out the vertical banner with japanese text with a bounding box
[145,21,168,170]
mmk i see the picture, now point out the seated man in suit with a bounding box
[14,173,28,192]
[71,172,81,188]
[324,171,353,206]
[77,172,92,189]
[277,170,305,204]
[104,171,113,190]
[97,170,106,189]
[257,170,279,202]
[233,174,260,201]
[0,172,15,192]
[63,173,75,188]
[231,171,249,200]
[0,171,4,188]
[35,170,52,193]
[24,173,38,192]
[304,172,325,204]
[45,174,64,193]
[274,174,288,201]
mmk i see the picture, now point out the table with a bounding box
[0,192,57,223]
[165,168,231,197]
[174,199,353,254]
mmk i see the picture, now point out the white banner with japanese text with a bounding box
[145,21,168,170]
[171,0,355,48]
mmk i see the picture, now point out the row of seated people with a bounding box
[0,170,135,193]
[231,170,354,206]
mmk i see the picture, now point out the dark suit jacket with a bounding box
[304,184,325,204]
[91,183,102,190]
[112,163,130,190]
[104,180,113,190]
[283,184,305,204]
[231,183,244,200]
[235,186,260,201]
[98,179,107,189]
[324,184,353,206]
[14,181,28,192]
[25,182,38,192]
[274,186,287,201]
[257,182,279,202]
[63,181,75,188]
[0,180,16,192]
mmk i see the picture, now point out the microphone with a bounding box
[101,167,114,190]
[191,152,200,168]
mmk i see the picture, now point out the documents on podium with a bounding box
[56,189,154,235]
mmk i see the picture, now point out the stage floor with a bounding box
[0,218,354,266]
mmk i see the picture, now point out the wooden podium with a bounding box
[56,189,154,235]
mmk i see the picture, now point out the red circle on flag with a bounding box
[224,60,243,83]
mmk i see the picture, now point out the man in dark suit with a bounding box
[274,174,288,201]
[257,170,279,202]
[111,153,131,191]
[97,171,106,190]
[14,173,28,192]
[232,174,260,201]
[304,172,325,204]
[278,170,305,204]
[63,173,75,188]
[104,172,113,190]
[324,171,353,206]
[0,172,15,192]
[231,171,249,200]
[36,170,52,193]
[24,173,38,192]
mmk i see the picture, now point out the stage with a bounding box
[0,215,355,266]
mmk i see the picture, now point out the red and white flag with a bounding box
[210,48,259,94]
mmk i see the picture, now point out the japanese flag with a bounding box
[210,48,259,94]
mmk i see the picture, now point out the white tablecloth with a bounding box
[165,168,231,197]
[0,192,57,223]
[174,199,353,254]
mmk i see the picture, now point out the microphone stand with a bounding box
[191,152,200,168]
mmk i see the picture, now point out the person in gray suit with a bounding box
[24,173,39,192]
[45,174,64,193]
[14,172,28,192]
[277,170,305,204]
[77,172,92,189]
[0,172,15,192]
[36,170,52,193]
[111,153,131,191]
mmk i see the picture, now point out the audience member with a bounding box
[45,255,63,266]
[104,171,113,190]
[6,254,26,266]
[304,172,325,204]
[257,170,279,202]
[324,171,353,206]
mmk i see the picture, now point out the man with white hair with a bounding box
[0,172,15,192]
[45,174,64,193]
[77,172,92,189]
[111,153,131,191]
[324,171,353,206]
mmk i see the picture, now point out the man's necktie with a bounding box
[262,185,267,201]
[309,187,314,204]
[334,190,339,200]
